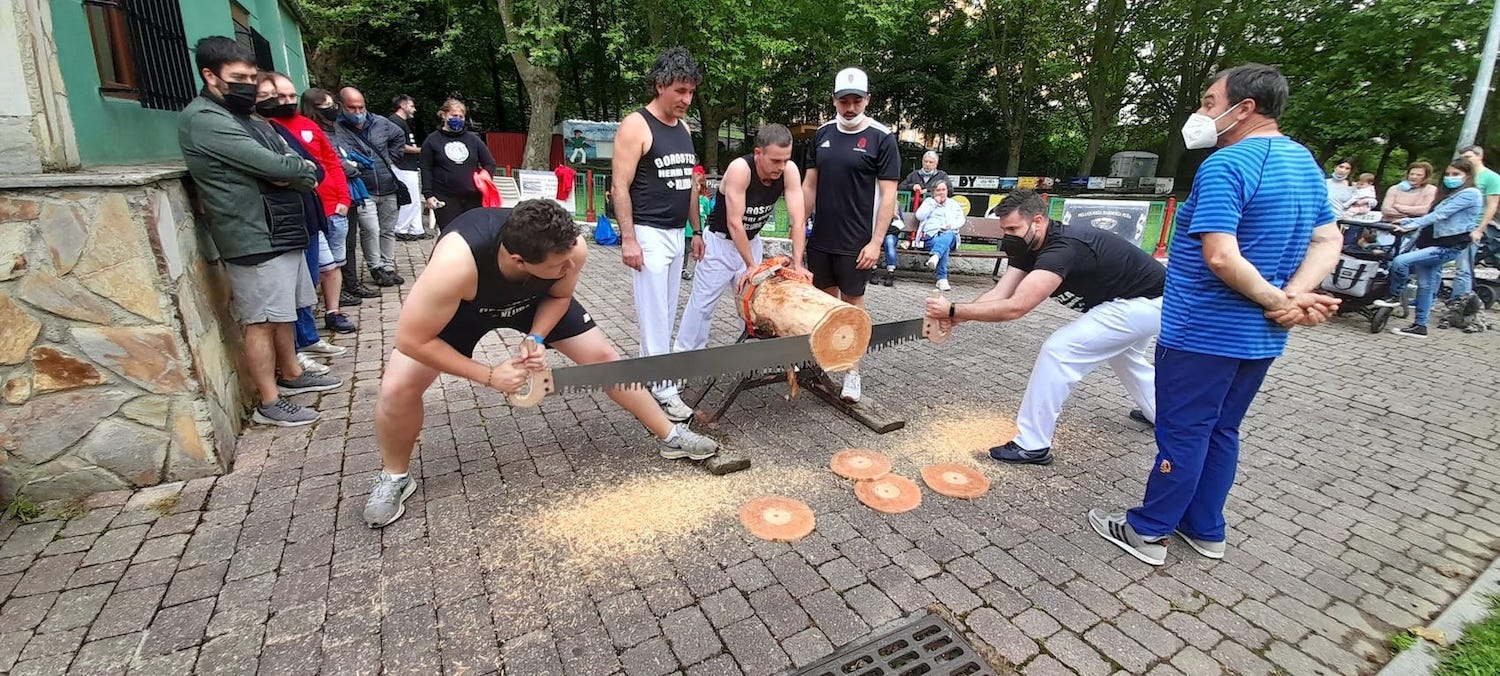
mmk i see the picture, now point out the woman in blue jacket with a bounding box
[1374,157,1483,337]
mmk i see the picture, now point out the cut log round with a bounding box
[740,257,871,371]
[921,463,991,499]
[854,475,922,513]
[830,448,892,481]
[740,496,816,542]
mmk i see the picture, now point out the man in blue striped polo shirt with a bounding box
[1090,64,1344,566]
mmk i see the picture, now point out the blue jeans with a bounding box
[927,230,959,279]
[1451,242,1476,297]
[883,234,899,268]
[1127,347,1274,541]
[1388,245,1464,326]
[294,245,320,350]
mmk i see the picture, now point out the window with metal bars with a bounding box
[82,0,199,111]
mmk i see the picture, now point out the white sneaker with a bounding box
[297,352,330,376]
[935,278,951,292]
[299,339,346,357]
[925,253,940,270]
[659,424,718,460]
[656,394,694,422]
[840,371,862,403]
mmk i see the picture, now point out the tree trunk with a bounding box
[1158,110,1190,177]
[484,35,507,131]
[742,270,871,371]
[1375,138,1396,184]
[496,0,563,168]
[697,98,741,173]
[1078,111,1108,176]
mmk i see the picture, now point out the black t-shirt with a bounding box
[900,169,951,194]
[805,120,900,255]
[1008,221,1165,312]
[388,114,420,171]
[419,130,496,200]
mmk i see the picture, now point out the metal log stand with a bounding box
[685,331,906,434]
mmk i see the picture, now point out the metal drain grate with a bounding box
[790,611,999,676]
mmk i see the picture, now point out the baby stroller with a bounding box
[1322,220,1410,333]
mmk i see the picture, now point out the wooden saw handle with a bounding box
[505,337,555,407]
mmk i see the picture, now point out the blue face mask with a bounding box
[1443,176,1464,189]
[341,111,368,126]
[1397,180,1413,191]
[445,116,465,132]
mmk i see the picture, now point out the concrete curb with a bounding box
[1376,552,1500,675]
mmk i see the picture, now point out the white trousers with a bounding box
[675,232,764,352]
[632,224,686,399]
[1015,296,1161,450]
[395,169,422,235]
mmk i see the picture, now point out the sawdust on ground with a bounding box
[891,403,1020,468]
[510,463,825,571]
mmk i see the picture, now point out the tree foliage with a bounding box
[299,0,1500,180]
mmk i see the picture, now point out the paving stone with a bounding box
[1160,611,1222,652]
[817,558,866,592]
[866,565,937,613]
[37,583,112,633]
[700,588,753,629]
[891,549,941,580]
[196,626,263,676]
[800,588,870,647]
[1041,630,1112,676]
[71,632,142,674]
[141,597,214,657]
[921,574,982,614]
[765,554,827,598]
[720,617,790,676]
[17,627,83,662]
[783,627,834,667]
[381,604,440,675]
[1082,622,1154,673]
[746,586,809,639]
[436,595,502,675]
[0,522,62,559]
[967,607,1040,667]
[128,647,199,675]
[686,654,744,676]
[0,593,58,633]
[660,606,721,666]
[12,554,85,597]
[726,558,776,593]
[81,524,150,567]
[1013,608,1062,640]
[162,561,228,607]
[597,590,660,648]
[619,637,679,676]
[841,583,900,629]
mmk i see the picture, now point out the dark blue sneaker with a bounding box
[325,312,357,334]
[1129,409,1153,426]
[989,440,1054,465]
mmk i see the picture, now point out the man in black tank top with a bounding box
[361,200,745,529]
[674,124,809,351]
[611,47,703,423]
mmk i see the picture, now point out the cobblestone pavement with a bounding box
[3,234,1499,676]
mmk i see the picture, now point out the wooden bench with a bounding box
[894,214,1009,279]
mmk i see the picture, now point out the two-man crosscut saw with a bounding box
[506,315,952,407]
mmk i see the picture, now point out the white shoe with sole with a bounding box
[840,371,862,403]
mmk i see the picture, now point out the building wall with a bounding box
[48,0,309,167]
[0,170,248,501]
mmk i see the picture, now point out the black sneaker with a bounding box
[1128,409,1153,426]
[325,312,357,334]
[989,440,1054,465]
[1371,295,1402,308]
[882,270,895,286]
[338,290,363,307]
[369,268,397,287]
[385,268,405,285]
[1390,324,1428,338]
[350,282,381,298]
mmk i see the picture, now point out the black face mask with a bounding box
[316,106,339,123]
[1000,223,1037,258]
[220,81,259,115]
[255,99,297,119]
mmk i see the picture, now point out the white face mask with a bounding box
[1180,102,1245,150]
[837,112,867,130]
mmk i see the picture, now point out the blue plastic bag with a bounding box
[594,214,620,246]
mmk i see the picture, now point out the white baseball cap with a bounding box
[834,68,869,98]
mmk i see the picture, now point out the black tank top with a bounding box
[627,107,696,229]
[445,208,558,329]
[707,154,786,239]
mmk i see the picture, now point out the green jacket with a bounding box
[178,90,317,260]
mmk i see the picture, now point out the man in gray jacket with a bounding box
[178,36,341,427]
[335,87,407,287]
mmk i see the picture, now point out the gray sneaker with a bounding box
[1174,530,1226,559]
[251,398,319,427]
[659,424,718,461]
[278,371,342,396]
[1088,509,1167,566]
[364,472,417,528]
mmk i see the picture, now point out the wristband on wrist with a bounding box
[949,302,957,319]
[527,333,544,345]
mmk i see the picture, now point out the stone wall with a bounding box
[0,168,246,501]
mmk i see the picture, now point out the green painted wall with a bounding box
[50,0,308,166]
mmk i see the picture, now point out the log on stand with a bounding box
[686,257,905,434]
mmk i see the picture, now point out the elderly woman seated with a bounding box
[915,181,965,291]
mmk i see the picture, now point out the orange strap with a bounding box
[738,256,813,337]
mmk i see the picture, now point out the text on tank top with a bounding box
[448,208,559,326]
[628,107,696,228]
[707,154,785,238]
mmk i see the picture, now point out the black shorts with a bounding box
[437,298,597,358]
[806,249,869,298]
